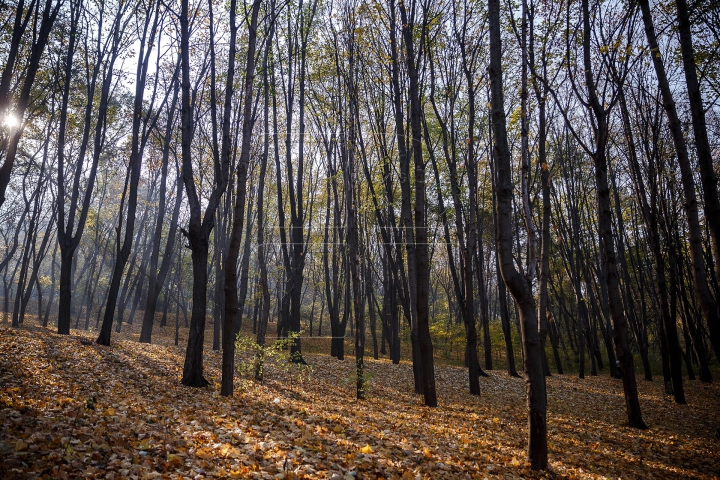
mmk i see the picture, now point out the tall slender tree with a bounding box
[579,0,646,428]
[488,0,547,466]
[638,0,720,365]
[98,0,164,345]
[0,0,62,208]
[57,0,132,335]
[221,0,262,397]
[179,0,231,387]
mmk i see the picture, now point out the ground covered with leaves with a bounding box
[1,325,719,479]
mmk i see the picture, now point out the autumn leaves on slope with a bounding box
[1,326,719,479]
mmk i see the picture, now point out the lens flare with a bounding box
[3,114,20,129]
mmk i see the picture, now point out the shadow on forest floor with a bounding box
[1,320,719,479]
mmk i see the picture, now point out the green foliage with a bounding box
[341,360,375,397]
[429,321,466,362]
[234,331,314,389]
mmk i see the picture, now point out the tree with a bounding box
[674,0,720,330]
[221,0,262,397]
[274,0,319,363]
[488,0,547,467]
[254,3,276,380]
[57,0,132,335]
[179,0,230,387]
[338,0,365,399]
[395,0,437,406]
[0,0,62,208]
[139,63,184,344]
[578,0,646,427]
[97,0,164,346]
[638,0,720,366]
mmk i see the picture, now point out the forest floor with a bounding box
[1,323,719,479]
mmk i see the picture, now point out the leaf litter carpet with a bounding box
[1,325,719,479]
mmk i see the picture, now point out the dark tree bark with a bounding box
[42,242,59,327]
[12,140,53,327]
[140,72,183,344]
[255,14,275,379]
[322,170,345,360]
[426,9,488,391]
[273,0,318,362]
[356,95,405,365]
[608,166,634,379]
[490,151,520,378]
[639,0,720,365]
[580,0,646,429]
[16,209,55,326]
[221,0,260,397]
[366,263,379,360]
[344,20,364,397]
[674,0,720,319]
[477,221,493,372]
[387,0,423,392]
[98,2,162,346]
[0,174,31,322]
[0,0,36,111]
[398,0,437,407]
[57,0,129,335]
[180,0,231,387]
[488,0,547,467]
[117,204,154,330]
[235,196,255,335]
[528,4,553,376]
[456,0,487,388]
[0,0,61,208]
[619,83,684,401]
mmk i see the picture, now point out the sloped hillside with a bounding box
[1,326,719,479]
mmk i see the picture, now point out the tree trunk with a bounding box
[582,0,646,429]
[489,0,547,466]
[255,17,275,380]
[59,0,129,335]
[619,84,685,400]
[221,0,259,397]
[398,0,437,406]
[140,78,183,343]
[0,0,61,208]
[675,0,720,307]
[235,191,256,335]
[43,242,58,327]
[639,0,720,365]
[179,0,230,387]
[97,2,160,346]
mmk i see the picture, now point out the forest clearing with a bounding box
[1,324,719,479]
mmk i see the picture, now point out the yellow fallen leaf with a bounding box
[511,456,520,467]
[196,447,213,459]
[333,425,343,434]
[105,407,116,416]
[360,444,373,454]
[15,440,28,452]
